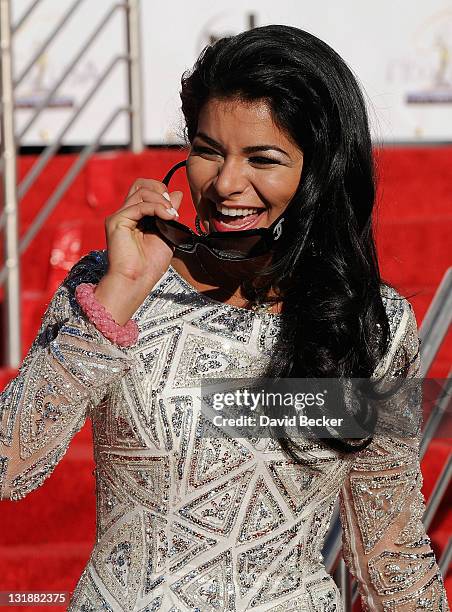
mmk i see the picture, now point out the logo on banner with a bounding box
[196,11,259,52]
[404,11,452,104]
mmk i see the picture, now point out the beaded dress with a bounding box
[0,250,449,612]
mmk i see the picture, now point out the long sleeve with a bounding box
[0,250,136,501]
[338,300,450,611]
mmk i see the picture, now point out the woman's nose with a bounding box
[212,158,248,198]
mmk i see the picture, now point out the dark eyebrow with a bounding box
[194,132,291,158]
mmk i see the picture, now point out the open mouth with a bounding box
[210,202,266,232]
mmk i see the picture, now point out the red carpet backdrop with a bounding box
[0,147,450,611]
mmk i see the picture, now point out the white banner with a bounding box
[11,0,452,145]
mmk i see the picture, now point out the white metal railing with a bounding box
[0,0,143,367]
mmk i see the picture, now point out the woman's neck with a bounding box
[170,248,283,312]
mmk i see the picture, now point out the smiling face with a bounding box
[186,97,304,234]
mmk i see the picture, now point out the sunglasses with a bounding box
[136,159,296,261]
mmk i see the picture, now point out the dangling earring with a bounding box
[195,214,208,236]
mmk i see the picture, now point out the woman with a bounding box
[0,25,449,612]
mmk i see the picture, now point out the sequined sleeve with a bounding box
[0,251,136,501]
[338,300,450,611]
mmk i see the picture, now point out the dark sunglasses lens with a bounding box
[206,234,269,259]
[137,216,195,249]
[153,217,269,259]
[157,220,196,249]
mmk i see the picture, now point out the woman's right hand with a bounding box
[93,179,183,325]
[105,178,183,284]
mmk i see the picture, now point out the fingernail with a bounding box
[168,207,179,217]
[162,192,171,201]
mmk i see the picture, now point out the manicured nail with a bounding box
[168,207,179,217]
[162,192,171,201]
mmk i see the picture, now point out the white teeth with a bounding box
[217,204,261,217]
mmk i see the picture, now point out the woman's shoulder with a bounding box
[374,282,420,380]
[379,282,418,338]
[62,249,109,295]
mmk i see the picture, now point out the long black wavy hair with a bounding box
[179,25,404,463]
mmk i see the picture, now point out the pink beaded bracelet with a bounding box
[75,282,139,347]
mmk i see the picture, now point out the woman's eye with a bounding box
[192,146,279,165]
[192,146,220,155]
[249,156,279,165]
